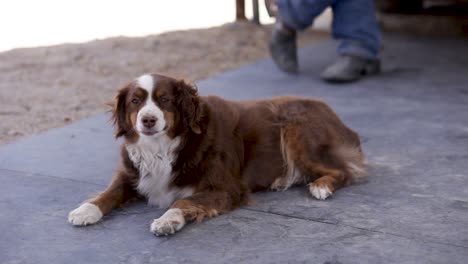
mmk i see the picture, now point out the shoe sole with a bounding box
[323,61,381,83]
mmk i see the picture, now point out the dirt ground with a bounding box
[0,22,328,144]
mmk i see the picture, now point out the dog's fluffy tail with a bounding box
[332,145,368,183]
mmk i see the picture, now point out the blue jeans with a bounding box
[277,0,381,59]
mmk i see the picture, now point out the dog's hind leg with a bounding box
[281,124,365,200]
[305,163,347,200]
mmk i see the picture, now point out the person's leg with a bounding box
[270,0,334,73]
[276,0,334,31]
[321,0,381,82]
[332,0,381,59]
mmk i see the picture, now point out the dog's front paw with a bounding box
[150,208,185,236]
[68,202,103,226]
[309,182,333,200]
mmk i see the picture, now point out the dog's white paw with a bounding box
[68,202,103,226]
[150,208,185,236]
[309,184,333,200]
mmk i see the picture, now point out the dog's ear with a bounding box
[175,80,202,134]
[108,87,130,138]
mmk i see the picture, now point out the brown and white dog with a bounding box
[68,73,366,236]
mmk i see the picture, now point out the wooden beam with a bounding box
[236,0,246,20]
[252,0,260,24]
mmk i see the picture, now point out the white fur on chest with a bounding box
[126,134,193,208]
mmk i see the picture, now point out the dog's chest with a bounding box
[126,135,193,208]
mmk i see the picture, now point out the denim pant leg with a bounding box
[332,0,381,59]
[276,0,335,30]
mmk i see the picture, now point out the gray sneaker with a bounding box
[269,24,298,74]
[321,55,380,83]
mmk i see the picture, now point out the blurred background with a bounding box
[0,0,268,52]
[0,0,466,144]
[0,0,330,52]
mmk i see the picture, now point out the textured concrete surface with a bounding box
[1,34,467,264]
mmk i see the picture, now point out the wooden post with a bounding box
[236,0,246,21]
[252,0,260,24]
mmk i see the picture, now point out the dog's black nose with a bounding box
[142,116,157,129]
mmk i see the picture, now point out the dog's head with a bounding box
[110,74,202,142]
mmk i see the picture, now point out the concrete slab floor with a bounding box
[0,33,467,263]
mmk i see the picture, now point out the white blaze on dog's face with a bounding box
[112,73,200,141]
[116,73,179,140]
[135,74,167,136]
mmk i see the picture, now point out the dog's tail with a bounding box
[332,144,368,183]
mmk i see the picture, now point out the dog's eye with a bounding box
[160,97,169,103]
[131,98,140,104]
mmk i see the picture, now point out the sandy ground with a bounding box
[0,22,328,144]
